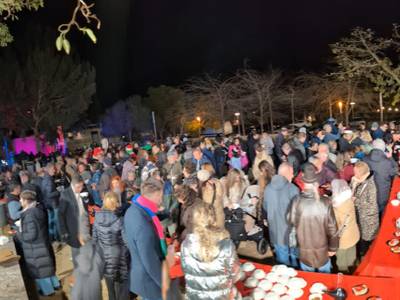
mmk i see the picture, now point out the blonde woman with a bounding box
[221,168,249,209]
[93,192,129,300]
[331,179,360,273]
[181,201,240,300]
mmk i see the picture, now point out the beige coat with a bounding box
[333,193,360,250]
[252,152,274,181]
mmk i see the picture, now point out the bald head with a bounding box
[278,162,294,182]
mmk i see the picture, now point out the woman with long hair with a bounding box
[109,176,127,207]
[252,143,274,182]
[181,201,240,299]
[221,168,249,209]
[93,192,129,300]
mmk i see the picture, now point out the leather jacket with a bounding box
[289,190,339,268]
[181,234,240,300]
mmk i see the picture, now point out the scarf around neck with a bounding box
[132,194,167,258]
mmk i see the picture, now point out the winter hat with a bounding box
[372,138,386,152]
[141,144,152,151]
[299,127,307,134]
[371,122,379,130]
[302,163,319,184]
[125,144,133,155]
[197,170,211,182]
[92,147,103,158]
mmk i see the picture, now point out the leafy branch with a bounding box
[56,0,100,54]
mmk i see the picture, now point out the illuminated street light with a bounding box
[377,109,380,112]
[396,108,399,112]
[338,101,343,114]
[234,112,241,135]
[350,102,356,106]
[388,107,392,111]
[196,116,201,122]
[196,116,201,136]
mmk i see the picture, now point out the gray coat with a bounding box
[92,209,129,282]
[363,149,397,212]
[263,175,299,246]
[181,234,240,300]
[71,241,103,300]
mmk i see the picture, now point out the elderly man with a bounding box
[363,139,398,213]
[264,163,299,267]
[338,130,354,152]
[289,163,339,273]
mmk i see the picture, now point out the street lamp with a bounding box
[338,101,343,114]
[350,102,355,120]
[234,112,241,135]
[196,116,201,136]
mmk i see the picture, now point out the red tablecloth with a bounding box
[171,260,400,299]
[355,177,400,278]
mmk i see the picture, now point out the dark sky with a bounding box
[9,0,400,107]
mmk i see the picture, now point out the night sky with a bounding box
[9,0,400,108]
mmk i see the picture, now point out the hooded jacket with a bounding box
[263,175,299,246]
[363,149,397,212]
[17,204,56,279]
[92,209,129,281]
[181,234,240,300]
[289,190,339,268]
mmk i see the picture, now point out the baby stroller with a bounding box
[224,206,269,255]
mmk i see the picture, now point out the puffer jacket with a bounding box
[17,204,56,279]
[289,190,339,268]
[92,209,129,282]
[363,149,397,212]
[351,175,379,241]
[181,234,240,300]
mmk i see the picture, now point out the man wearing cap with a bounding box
[363,139,398,213]
[338,129,354,152]
[289,163,339,273]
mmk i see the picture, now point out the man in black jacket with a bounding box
[40,163,60,241]
[58,175,90,267]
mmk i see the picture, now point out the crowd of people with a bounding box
[2,118,399,300]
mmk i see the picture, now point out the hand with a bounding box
[161,261,170,300]
[166,244,176,267]
[79,234,86,246]
[328,251,336,257]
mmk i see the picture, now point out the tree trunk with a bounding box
[379,92,384,122]
[241,113,246,136]
[268,100,273,131]
[259,96,264,133]
[329,99,333,118]
[290,92,295,130]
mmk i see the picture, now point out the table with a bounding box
[171,260,400,299]
[0,240,28,300]
[355,177,400,278]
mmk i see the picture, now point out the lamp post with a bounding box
[234,112,241,135]
[350,102,355,120]
[196,116,201,136]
